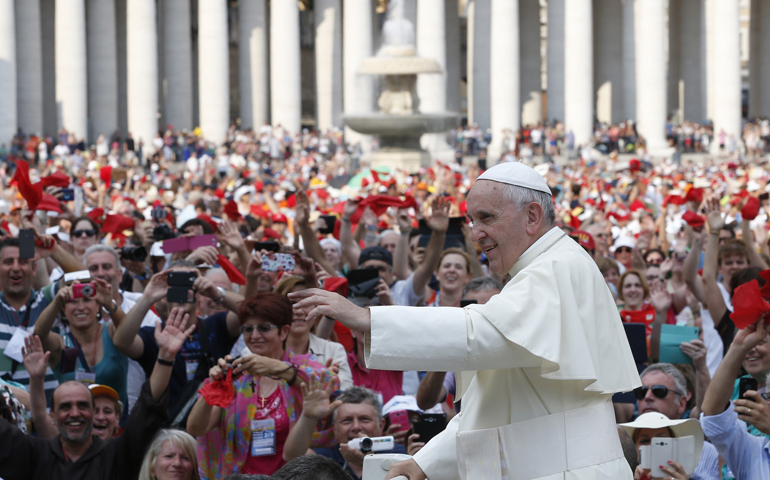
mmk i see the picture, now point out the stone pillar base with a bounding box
[365,149,431,173]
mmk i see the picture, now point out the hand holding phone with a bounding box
[261,253,295,272]
[739,377,759,400]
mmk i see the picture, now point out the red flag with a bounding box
[730,280,770,329]
[742,197,760,221]
[662,194,686,207]
[224,200,242,221]
[760,270,770,301]
[217,254,246,285]
[37,194,62,213]
[197,214,219,233]
[371,170,382,184]
[87,208,106,225]
[197,368,235,408]
[12,160,43,210]
[684,187,704,204]
[352,195,418,223]
[100,166,112,187]
[101,214,135,235]
[40,171,71,188]
[682,211,705,229]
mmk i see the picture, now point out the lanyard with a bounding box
[9,296,33,328]
[68,325,102,373]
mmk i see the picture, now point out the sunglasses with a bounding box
[72,229,97,238]
[240,323,279,336]
[633,385,684,400]
[616,247,633,253]
[646,258,664,266]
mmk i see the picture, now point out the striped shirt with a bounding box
[0,284,60,404]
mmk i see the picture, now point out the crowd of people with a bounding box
[0,119,769,480]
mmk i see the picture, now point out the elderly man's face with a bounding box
[379,233,399,255]
[467,180,533,276]
[334,401,384,444]
[86,251,120,292]
[637,371,687,420]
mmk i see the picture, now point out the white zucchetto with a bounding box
[477,161,552,196]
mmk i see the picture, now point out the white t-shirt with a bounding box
[390,272,424,307]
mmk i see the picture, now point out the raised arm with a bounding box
[32,286,69,368]
[648,283,672,363]
[462,222,484,280]
[339,199,361,270]
[217,221,253,272]
[412,198,450,297]
[113,270,170,359]
[21,335,57,439]
[683,227,706,304]
[392,209,413,281]
[703,319,768,416]
[702,198,727,322]
[283,372,341,461]
[415,372,448,411]
[192,274,245,338]
[294,190,337,276]
[679,339,710,418]
[149,307,196,401]
[35,234,85,274]
[740,219,768,269]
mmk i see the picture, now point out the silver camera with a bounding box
[347,435,395,454]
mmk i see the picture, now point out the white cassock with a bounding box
[365,227,641,480]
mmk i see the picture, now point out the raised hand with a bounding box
[186,245,219,266]
[375,279,395,306]
[289,288,371,333]
[290,253,318,287]
[732,317,769,352]
[679,339,707,370]
[22,335,50,380]
[193,275,222,301]
[343,199,360,218]
[154,307,195,358]
[246,254,264,279]
[361,207,378,227]
[396,208,411,232]
[144,270,171,303]
[217,221,246,250]
[650,282,672,314]
[425,196,450,233]
[295,190,311,226]
[704,196,724,234]
[733,390,770,435]
[93,278,113,308]
[299,372,342,421]
[34,234,57,259]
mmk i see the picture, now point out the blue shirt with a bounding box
[314,443,406,480]
[701,407,770,480]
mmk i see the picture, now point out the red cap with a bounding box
[271,213,288,224]
[569,230,595,250]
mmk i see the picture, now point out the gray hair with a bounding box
[500,184,555,226]
[332,386,382,423]
[138,429,200,480]
[463,276,504,297]
[169,259,196,269]
[640,363,688,398]
[84,244,120,268]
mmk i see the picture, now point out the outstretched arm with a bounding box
[283,372,341,461]
[22,335,58,439]
[339,199,361,270]
[683,227,706,304]
[412,197,450,296]
[149,307,196,401]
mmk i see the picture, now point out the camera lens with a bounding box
[360,437,373,453]
[81,285,94,297]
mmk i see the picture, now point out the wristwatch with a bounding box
[214,286,227,305]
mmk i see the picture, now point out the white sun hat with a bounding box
[619,412,704,469]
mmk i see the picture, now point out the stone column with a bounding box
[520,0,541,126]
[239,0,268,130]
[445,0,461,114]
[635,0,667,150]
[55,0,88,140]
[667,0,682,123]
[342,0,373,147]
[681,0,704,122]
[15,0,43,135]
[564,0,592,146]
[163,0,193,131]
[116,0,128,138]
[711,0,741,142]
[41,0,56,136]
[198,0,228,142]
[546,0,564,121]
[126,0,158,147]
[622,0,636,121]
[488,0,519,162]
[704,0,714,121]
[749,0,770,118]
[87,0,119,141]
[0,0,16,144]
[270,0,301,134]
[315,0,343,131]
[593,0,623,125]
[467,0,491,129]
[759,0,770,118]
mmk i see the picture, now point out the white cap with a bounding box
[382,395,422,416]
[612,236,636,252]
[477,162,551,195]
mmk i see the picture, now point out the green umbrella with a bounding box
[347,166,392,188]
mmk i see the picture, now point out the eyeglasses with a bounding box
[72,229,97,238]
[240,323,279,336]
[646,258,664,266]
[646,275,664,282]
[615,247,633,254]
[633,385,685,400]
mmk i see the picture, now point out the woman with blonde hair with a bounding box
[138,429,200,480]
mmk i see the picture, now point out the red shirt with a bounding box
[348,351,403,405]
[241,387,290,475]
[620,302,658,336]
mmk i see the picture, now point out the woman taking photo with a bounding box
[34,276,129,413]
[274,276,352,390]
[188,292,336,478]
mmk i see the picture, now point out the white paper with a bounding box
[4,328,31,363]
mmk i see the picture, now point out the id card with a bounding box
[75,370,96,385]
[186,361,198,382]
[250,418,276,456]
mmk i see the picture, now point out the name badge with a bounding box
[75,370,96,385]
[186,361,198,381]
[250,418,276,456]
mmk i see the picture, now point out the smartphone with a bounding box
[188,234,217,250]
[254,241,281,253]
[387,410,411,434]
[18,229,35,259]
[151,207,167,219]
[162,237,190,254]
[739,377,759,400]
[168,271,197,287]
[167,286,196,304]
[261,253,296,272]
[347,268,380,286]
[460,299,478,307]
[412,413,447,444]
[319,215,337,235]
[60,188,74,201]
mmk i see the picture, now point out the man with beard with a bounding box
[0,308,193,480]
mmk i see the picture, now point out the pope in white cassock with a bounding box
[290,162,641,480]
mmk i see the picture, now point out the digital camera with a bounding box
[73,283,95,298]
[347,436,395,454]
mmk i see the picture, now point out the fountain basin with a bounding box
[359,56,441,75]
[344,113,459,137]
